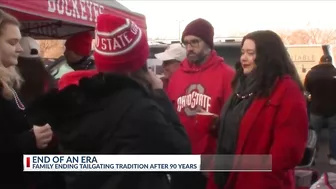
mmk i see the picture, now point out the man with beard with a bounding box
[167,18,235,189]
[64,31,94,70]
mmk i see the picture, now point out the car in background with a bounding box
[147,39,241,75]
[43,58,57,65]
[46,40,336,83]
[45,52,94,80]
[45,56,74,80]
[45,39,243,80]
[149,42,336,80]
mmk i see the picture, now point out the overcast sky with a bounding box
[119,1,336,39]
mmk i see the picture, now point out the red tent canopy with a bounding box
[0,0,147,39]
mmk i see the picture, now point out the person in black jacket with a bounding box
[304,55,336,165]
[0,10,64,189]
[26,14,191,189]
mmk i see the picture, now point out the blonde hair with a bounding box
[0,10,23,99]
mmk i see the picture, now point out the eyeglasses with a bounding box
[182,39,200,48]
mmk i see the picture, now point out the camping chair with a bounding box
[295,129,319,189]
[298,129,318,168]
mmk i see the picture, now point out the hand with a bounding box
[32,124,53,149]
[195,106,220,137]
[146,70,163,89]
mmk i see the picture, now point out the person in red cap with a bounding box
[64,31,94,70]
[26,14,191,189]
[167,18,235,189]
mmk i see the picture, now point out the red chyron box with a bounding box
[26,157,30,168]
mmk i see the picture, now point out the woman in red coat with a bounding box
[207,30,308,189]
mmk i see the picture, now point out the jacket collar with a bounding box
[26,73,148,126]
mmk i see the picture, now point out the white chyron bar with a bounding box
[23,155,201,172]
[23,154,272,172]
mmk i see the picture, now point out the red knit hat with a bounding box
[65,32,92,56]
[94,14,149,72]
[58,70,98,90]
[182,18,214,49]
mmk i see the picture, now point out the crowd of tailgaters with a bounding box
[0,6,335,189]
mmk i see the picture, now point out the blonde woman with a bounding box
[0,10,61,188]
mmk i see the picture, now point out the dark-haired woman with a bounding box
[25,14,191,189]
[207,30,308,189]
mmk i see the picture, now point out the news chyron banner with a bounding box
[23,155,272,172]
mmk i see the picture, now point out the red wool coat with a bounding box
[207,76,308,189]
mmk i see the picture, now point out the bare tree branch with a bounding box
[38,40,64,58]
[277,28,336,45]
